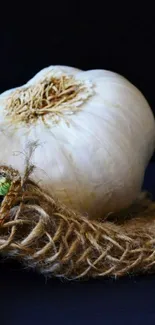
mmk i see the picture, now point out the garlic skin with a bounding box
[0,65,155,218]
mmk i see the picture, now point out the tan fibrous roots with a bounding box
[4,75,93,124]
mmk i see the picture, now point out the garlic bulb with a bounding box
[0,65,155,218]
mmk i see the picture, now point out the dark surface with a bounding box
[1,264,155,325]
[1,2,155,324]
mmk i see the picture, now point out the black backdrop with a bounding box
[1,2,155,112]
[1,3,155,325]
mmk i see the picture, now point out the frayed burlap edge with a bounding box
[0,160,155,280]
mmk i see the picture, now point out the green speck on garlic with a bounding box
[0,176,11,196]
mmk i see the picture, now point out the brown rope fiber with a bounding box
[0,164,155,280]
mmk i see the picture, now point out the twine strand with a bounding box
[0,165,155,279]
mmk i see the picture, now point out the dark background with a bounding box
[1,2,155,324]
[1,2,155,117]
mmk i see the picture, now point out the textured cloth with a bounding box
[0,162,155,325]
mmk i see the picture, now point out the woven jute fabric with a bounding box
[0,164,155,280]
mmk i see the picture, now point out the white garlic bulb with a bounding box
[0,65,154,218]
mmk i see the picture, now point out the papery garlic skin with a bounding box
[0,65,155,218]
